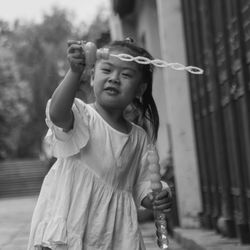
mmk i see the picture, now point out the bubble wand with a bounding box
[147,144,169,249]
[81,41,204,74]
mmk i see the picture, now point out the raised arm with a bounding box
[49,41,85,131]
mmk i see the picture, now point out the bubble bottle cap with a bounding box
[97,48,110,60]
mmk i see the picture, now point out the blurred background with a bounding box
[0,0,110,161]
[1,0,250,250]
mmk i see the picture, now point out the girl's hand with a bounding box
[67,40,85,73]
[153,188,173,213]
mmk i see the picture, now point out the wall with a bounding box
[135,0,170,163]
[156,0,202,227]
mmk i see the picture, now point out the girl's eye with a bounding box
[122,72,133,78]
[102,68,111,73]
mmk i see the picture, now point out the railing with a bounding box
[0,159,49,197]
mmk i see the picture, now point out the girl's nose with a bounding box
[108,71,120,84]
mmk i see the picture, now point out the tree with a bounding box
[0,6,111,159]
[0,25,32,159]
[11,8,74,158]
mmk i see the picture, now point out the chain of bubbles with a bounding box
[111,53,203,74]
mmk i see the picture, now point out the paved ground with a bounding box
[0,196,35,250]
[0,196,185,250]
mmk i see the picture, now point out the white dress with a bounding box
[27,98,152,250]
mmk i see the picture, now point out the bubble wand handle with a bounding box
[80,41,203,74]
[147,144,169,249]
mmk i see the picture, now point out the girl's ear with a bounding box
[90,68,95,87]
[136,83,147,98]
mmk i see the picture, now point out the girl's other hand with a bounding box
[67,40,85,73]
[153,188,173,214]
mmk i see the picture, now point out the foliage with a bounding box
[84,13,111,47]
[0,39,32,159]
[0,7,110,160]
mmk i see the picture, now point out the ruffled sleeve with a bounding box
[44,98,90,158]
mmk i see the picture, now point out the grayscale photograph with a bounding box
[0,0,250,250]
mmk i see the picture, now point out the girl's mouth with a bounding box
[104,87,119,95]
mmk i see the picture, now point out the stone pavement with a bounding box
[0,196,36,250]
[173,227,250,250]
[0,196,186,250]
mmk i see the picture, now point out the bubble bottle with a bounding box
[80,41,109,66]
[147,144,169,249]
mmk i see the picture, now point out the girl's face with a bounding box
[91,50,146,110]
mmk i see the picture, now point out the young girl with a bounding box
[28,38,172,250]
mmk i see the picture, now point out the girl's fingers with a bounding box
[153,192,173,211]
[67,40,82,47]
[154,198,172,206]
[155,190,172,205]
[70,58,85,64]
[68,57,85,72]
[163,208,171,213]
[68,56,85,64]
[68,43,83,50]
[68,51,84,59]
[153,202,172,211]
[156,189,170,199]
[67,44,84,55]
[68,52,85,62]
